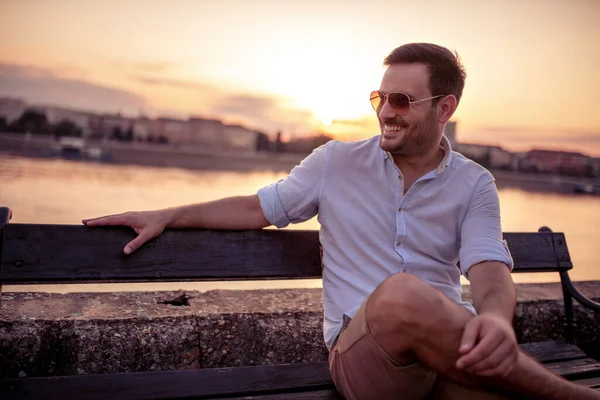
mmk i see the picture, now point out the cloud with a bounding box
[480,126,600,143]
[106,58,176,74]
[331,117,371,127]
[212,94,278,115]
[0,63,146,115]
[131,76,214,92]
[132,62,175,73]
[210,93,314,133]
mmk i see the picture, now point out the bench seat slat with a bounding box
[218,389,342,399]
[3,353,600,400]
[0,362,334,400]
[520,340,588,364]
[544,358,600,380]
[571,376,600,391]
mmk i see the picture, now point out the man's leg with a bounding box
[329,300,438,400]
[367,273,600,400]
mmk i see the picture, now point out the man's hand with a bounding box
[455,313,518,378]
[82,210,170,255]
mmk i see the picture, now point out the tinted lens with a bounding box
[388,92,410,115]
[369,91,382,112]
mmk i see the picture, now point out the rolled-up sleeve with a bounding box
[459,172,513,278]
[257,142,332,228]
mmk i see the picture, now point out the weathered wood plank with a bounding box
[1,224,572,283]
[544,358,600,380]
[2,356,599,400]
[504,232,572,272]
[1,224,322,283]
[0,362,334,400]
[520,340,588,364]
[571,376,600,390]
[219,389,342,399]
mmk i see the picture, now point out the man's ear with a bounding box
[438,95,458,124]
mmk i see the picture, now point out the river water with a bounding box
[1,155,599,293]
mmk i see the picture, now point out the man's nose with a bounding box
[378,98,397,120]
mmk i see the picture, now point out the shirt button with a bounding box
[398,175,403,180]
[398,207,402,212]
[396,242,402,247]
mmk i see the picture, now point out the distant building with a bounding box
[284,134,332,154]
[511,152,536,172]
[455,142,489,160]
[444,121,457,147]
[527,149,590,176]
[0,97,27,125]
[0,98,273,153]
[222,124,258,151]
[592,158,600,177]
[455,143,513,170]
[156,117,189,144]
[188,117,225,147]
[489,147,513,170]
[31,106,93,137]
[90,114,133,140]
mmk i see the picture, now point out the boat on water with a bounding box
[56,136,107,161]
[573,183,597,194]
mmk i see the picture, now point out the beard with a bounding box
[379,108,440,156]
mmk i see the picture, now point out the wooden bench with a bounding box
[0,206,599,399]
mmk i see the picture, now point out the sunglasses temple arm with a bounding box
[411,94,446,104]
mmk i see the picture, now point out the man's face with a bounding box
[377,63,442,156]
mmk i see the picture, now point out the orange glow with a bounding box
[2,0,599,154]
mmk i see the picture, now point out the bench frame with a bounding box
[1,206,600,398]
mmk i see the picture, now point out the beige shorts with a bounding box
[328,298,509,400]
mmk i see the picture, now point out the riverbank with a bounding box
[1,132,598,194]
[1,282,600,378]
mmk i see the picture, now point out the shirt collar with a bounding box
[383,135,453,175]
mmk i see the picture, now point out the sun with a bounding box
[319,115,333,127]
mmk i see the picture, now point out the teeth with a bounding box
[384,125,405,132]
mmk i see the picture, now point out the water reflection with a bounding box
[1,156,598,293]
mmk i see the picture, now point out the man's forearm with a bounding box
[469,261,516,323]
[163,195,271,230]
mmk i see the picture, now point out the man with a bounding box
[83,43,599,399]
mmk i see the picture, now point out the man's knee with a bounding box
[367,273,441,335]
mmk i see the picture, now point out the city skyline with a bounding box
[2,0,600,155]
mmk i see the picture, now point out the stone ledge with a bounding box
[1,282,599,379]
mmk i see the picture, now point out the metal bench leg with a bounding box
[0,207,13,306]
[560,272,577,344]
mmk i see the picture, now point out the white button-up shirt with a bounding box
[257,135,513,350]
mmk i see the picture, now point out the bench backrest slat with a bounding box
[503,232,572,272]
[0,224,322,283]
[0,224,572,284]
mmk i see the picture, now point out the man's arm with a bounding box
[469,261,516,323]
[83,195,270,254]
[167,195,270,230]
[454,171,518,377]
[455,261,518,377]
[83,140,332,255]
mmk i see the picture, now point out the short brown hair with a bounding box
[384,43,467,105]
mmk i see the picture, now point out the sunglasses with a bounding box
[369,91,446,115]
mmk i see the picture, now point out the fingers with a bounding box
[456,326,499,370]
[458,318,481,356]
[467,341,514,373]
[124,231,153,255]
[473,351,516,378]
[82,214,129,227]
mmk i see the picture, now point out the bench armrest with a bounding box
[560,271,600,312]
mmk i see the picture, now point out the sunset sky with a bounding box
[2,0,600,155]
